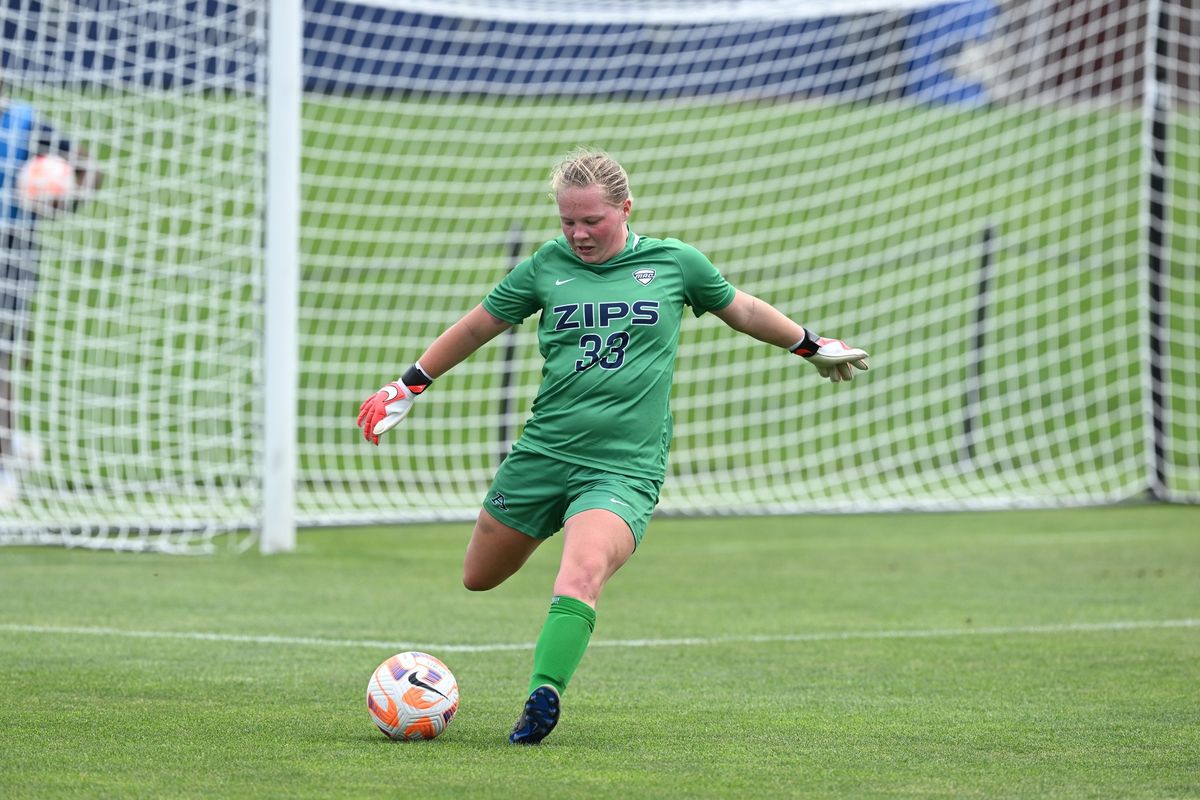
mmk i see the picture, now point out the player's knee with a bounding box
[462,565,504,592]
[552,571,604,605]
[461,571,491,592]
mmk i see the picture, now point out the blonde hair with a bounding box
[549,147,632,207]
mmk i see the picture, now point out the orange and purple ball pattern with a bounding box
[366,651,460,741]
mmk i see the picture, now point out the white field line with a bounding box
[0,618,1195,654]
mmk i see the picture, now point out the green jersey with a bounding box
[482,229,735,480]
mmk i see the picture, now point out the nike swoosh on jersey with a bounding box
[555,278,575,285]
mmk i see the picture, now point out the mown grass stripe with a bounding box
[1,618,1194,653]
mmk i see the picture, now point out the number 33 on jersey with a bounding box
[481,230,735,481]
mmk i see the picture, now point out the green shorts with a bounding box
[483,448,662,547]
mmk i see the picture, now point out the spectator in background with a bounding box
[1,73,103,505]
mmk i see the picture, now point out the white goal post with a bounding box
[0,0,1195,553]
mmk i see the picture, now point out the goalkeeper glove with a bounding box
[357,363,433,445]
[790,329,870,383]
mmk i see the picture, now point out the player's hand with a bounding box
[801,337,870,383]
[357,381,419,445]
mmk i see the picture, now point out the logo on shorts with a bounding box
[490,492,508,511]
[632,269,655,285]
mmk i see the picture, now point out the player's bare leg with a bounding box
[461,507,543,591]
[510,509,634,744]
[552,508,635,605]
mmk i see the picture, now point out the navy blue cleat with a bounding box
[508,684,561,745]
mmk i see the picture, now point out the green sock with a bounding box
[528,595,596,695]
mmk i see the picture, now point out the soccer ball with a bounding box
[16,154,76,216]
[366,651,460,740]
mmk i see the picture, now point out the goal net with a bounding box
[1,0,1196,552]
[0,3,265,551]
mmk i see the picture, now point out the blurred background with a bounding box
[0,0,1196,552]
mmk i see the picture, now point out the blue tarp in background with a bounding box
[2,0,995,103]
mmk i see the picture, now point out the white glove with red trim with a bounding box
[356,364,432,445]
[790,330,870,383]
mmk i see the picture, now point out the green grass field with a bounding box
[2,505,1197,798]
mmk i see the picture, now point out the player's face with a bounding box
[557,184,631,264]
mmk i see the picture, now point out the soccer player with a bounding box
[356,148,869,744]
[1,73,102,504]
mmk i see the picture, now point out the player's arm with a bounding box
[712,289,869,383]
[356,304,511,444]
[416,303,513,378]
